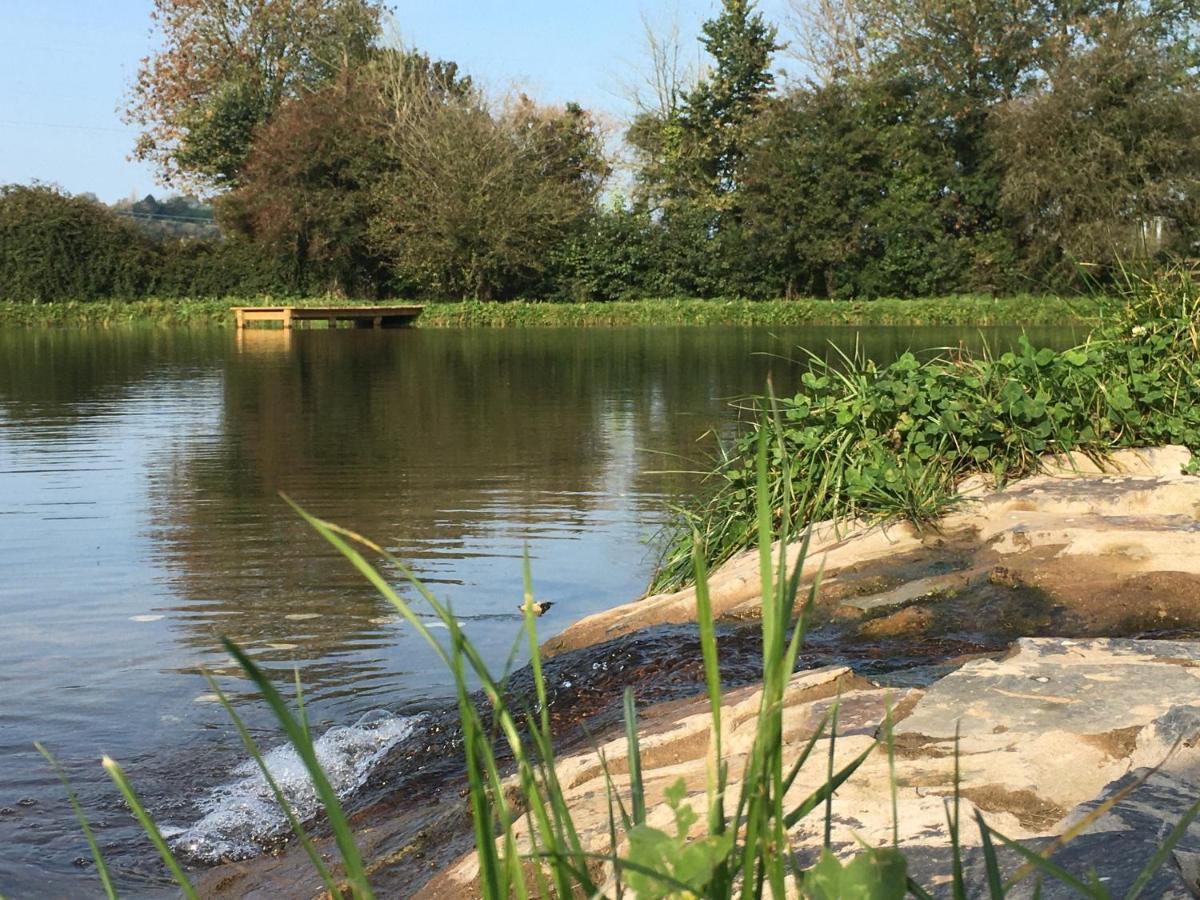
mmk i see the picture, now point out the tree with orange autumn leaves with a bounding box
[126,0,384,190]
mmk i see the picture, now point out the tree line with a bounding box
[4,0,1199,303]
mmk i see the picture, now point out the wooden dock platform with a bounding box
[232,305,423,329]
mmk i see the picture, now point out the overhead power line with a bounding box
[0,118,135,134]
[114,210,217,225]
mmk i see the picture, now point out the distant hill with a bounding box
[109,194,220,240]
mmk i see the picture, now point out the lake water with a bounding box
[0,323,1077,896]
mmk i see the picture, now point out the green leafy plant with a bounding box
[654,267,1200,590]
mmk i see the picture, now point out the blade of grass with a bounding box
[975,810,1005,898]
[623,688,646,827]
[691,533,725,839]
[824,693,841,847]
[35,743,118,900]
[222,639,374,899]
[531,850,704,896]
[452,631,503,900]
[1006,744,1180,888]
[202,673,339,896]
[885,698,899,850]
[992,830,1108,898]
[101,756,197,900]
[782,705,834,796]
[1124,790,1200,899]
[784,739,877,828]
[520,548,551,738]
[949,723,965,900]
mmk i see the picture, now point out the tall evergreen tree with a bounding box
[628,0,780,210]
[685,0,782,200]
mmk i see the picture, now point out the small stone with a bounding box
[16,798,35,808]
[988,565,1019,588]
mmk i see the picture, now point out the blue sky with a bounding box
[0,1,795,202]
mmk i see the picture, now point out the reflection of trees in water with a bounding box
[144,328,823,700]
[0,328,227,426]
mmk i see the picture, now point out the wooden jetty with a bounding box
[232,305,423,329]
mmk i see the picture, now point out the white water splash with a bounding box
[172,710,419,861]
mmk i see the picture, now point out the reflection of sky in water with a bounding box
[0,324,1081,894]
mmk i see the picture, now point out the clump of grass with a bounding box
[46,426,1200,897]
[652,267,1200,592]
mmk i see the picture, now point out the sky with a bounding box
[0,0,797,203]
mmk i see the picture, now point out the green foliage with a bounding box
[992,24,1200,283]
[803,848,908,900]
[0,294,1103,328]
[736,74,971,298]
[216,63,395,296]
[150,238,295,297]
[368,67,609,300]
[623,779,735,897]
[21,0,1200,302]
[653,268,1200,590]
[547,204,659,301]
[0,185,155,302]
[612,0,1200,299]
[628,0,779,210]
[128,0,386,188]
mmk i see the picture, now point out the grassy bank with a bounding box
[0,294,1104,329]
[653,269,1200,592]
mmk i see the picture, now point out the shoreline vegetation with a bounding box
[0,295,1105,329]
[652,269,1200,591]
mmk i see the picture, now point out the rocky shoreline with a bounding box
[545,446,1200,654]
[424,638,1200,898]
[206,446,1200,897]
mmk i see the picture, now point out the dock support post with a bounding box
[235,309,245,330]
[282,308,294,329]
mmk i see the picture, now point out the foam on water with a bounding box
[172,709,419,861]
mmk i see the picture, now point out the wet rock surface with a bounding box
[196,621,1000,898]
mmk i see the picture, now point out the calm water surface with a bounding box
[0,324,1076,896]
